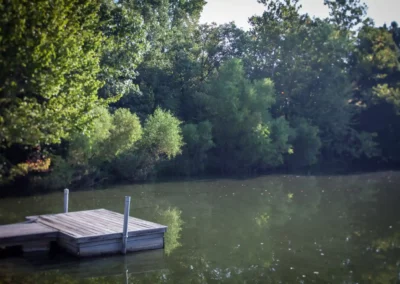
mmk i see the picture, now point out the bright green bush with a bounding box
[141,108,184,159]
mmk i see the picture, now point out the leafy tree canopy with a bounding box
[0,0,106,146]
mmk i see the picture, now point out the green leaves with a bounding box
[2,0,399,189]
[195,59,291,173]
[109,109,142,156]
[97,0,146,100]
[68,107,143,165]
[248,1,380,162]
[352,24,400,110]
[0,0,105,146]
[142,108,184,159]
[324,0,368,30]
[288,119,321,168]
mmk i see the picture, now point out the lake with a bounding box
[0,171,399,283]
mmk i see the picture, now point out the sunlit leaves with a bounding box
[142,108,184,159]
[197,59,292,172]
[68,107,143,165]
[158,207,183,255]
[0,0,105,146]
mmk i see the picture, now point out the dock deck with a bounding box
[0,223,58,252]
[0,209,167,257]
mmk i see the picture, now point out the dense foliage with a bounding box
[0,0,399,192]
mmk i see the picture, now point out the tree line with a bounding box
[0,0,399,193]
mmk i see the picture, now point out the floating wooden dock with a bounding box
[0,223,58,253]
[0,192,167,257]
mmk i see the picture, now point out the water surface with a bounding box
[0,172,399,283]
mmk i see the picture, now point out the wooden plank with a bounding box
[99,209,167,229]
[73,233,123,244]
[22,239,52,253]
[86,210,167,233]
[19,209,168,257]
[79,233,164,248]
[36,217,83,238]
[0,223,57,239]
[73,211,127,231]
[80,211,146,232]
[80,211,125,230]
[65,213,122,234]
[36,216,85,238]
[33,213,109,237]
[71,210,166,243]
[92,209,157,228]
[45,213,124,242]
[72,227,165,244]
[0,236,57,248]
[97,210,154,228]
[45,214,106,235]
[45,214,115,235]
[49,215,123,244]
[26,208,107,220]
[0,223,58,245]
[78,236,164,257]
[40,210,138,236]
[58,233,78,246]
[0,223,57,253]
[29,209,166,232]
[58,237,79,255]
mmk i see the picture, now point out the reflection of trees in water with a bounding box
[148,176,328,282]
[116,188,184,256]
[148,175,385,283]
[347,173,400,284]
[296,172,400,284]
[0,271,114,284]
[156,207,183,255]
[169,174,391,284]
[1,173,399,283]
[362,230,400,283]
[254,176,321,228]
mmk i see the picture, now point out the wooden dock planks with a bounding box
[0,223,58,243]
[34,209,167,239]
[0,223,58,252]
[0,209,167,257]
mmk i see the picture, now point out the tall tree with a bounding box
[193,59,292,174]
[114,0,207,118]
[324,0,368,30]
[351,24,400,109]
[351,22,400,165]
[0,0,109,184]
[0,0,106,146]
[97,0,147,100]
[249,0,377,163]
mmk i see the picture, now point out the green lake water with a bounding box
[0,171,399,283]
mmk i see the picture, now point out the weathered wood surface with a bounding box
[78,235,164,257]
[0,223,58,244]
[0,223,58,252]
[1,209,167,256]
[32,209,167,241]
